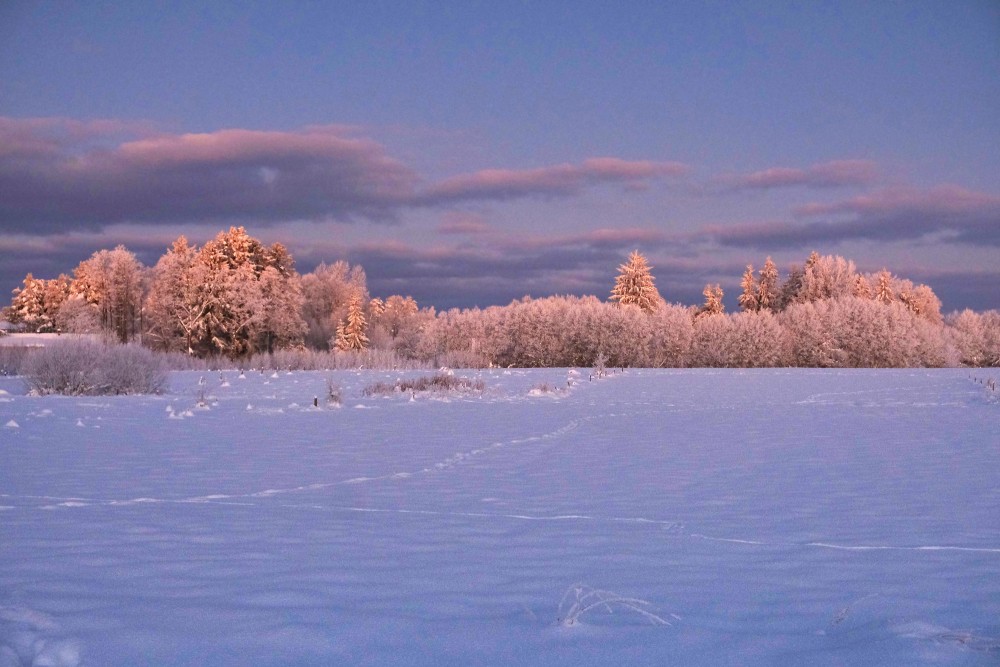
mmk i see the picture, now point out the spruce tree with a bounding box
[738,265,759,312]
[610,251,662,313]
[335,295,369,351]
[874,269,894,303]
[757,257,779,311]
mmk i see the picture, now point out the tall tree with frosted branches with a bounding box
[757,257,779,311]
[335,295,369,351]
[610,251,662,313]
[739,265,759,312]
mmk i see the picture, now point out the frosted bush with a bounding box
[24,340,167,395]
[362,373,485,397]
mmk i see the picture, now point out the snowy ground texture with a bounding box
[1,368,998,666]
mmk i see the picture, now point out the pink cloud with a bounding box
[437,211,492,235]
[423,158,688,202]
[795,184,1000,217]
[723,160,879,190]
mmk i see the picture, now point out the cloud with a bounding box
[0,119,419,233]
[504,227,668,252]
[437,211,492,235]
[702,185,1000,249]
[720,160,879,190]
[421,158,689,203]
[0,118,687,234]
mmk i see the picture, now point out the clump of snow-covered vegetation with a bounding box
[362,372,486,397]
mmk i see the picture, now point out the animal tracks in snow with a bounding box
[1,413,592,511]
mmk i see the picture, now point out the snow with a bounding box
[0,368,998,666]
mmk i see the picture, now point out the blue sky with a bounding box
[1,1,998,310]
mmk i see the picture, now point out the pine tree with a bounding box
[335,295,369,351]
[610,251,662,313]
[738,265,759,312]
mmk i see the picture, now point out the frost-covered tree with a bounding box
[301,261,368,350]
[3,273,71,332]
[738,265,759,312]
[895,280,942,324]
[946,309,1000,367]
[647,303,695,367]
[256,266,307,353]
[143,228,306,357]
[757,257,779,311]
[610,251,662,313]
[335,294,369,351]
[55,294,101,334]
[696,284,724,319]
[780,296,950,368]
[70,246,144,343]
[800,254,857,303]
[852,274,873,299]
[369,295,421,351]
[691,311,786,367]
[143,236,202,353]
[873,269,894,304]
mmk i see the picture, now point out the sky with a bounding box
[1,0,998,312]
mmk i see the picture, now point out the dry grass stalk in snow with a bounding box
[557,584,673,627]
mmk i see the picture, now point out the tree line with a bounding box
[3,227,998,367]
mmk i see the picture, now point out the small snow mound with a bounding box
[270,372,279,378]
[219,381,231,387]
[0,389,9,395]
[246,404,253,411]
[75,419,84,427]
[4,420,18,428]
[238,372,246,380]
[28,638,82,667]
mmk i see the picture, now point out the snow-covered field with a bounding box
[1,368,998,666]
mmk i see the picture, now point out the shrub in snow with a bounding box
[528,382,562,396]
[326,378,342,406]
[362,373,485,397]
[24,340,167,395]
